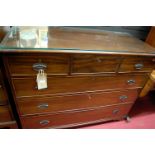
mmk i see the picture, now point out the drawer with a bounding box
[0,106,12,122]
[72,54,120,74]
[21,103,133,128]
[7,54,69,76]
[12,74,147,97]
[17,89,139,116]
[119,56,155,73]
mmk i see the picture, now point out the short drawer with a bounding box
[12,74,147,97]
[7,54,69,76]
[119,56,155,73]
[17,89,139,116]
[72,54,120,74]
[21,103,133,128]
[0,106,12,122]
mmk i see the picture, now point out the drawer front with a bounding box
[7,54,69,76]
[119,57,155,72]
[12,75,148,97]
[21,103,133,128]
[12,75,147,97]
[72,54,120,74]
[17,89,139,116]
[0,106,12,122]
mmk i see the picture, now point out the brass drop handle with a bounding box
[135,63,144,70]
[113,109,119,115]
[32,63,47,71]
[39,120,50,126]
[119,95,128,101]
[37,103,49,109]
[127,79,135,85]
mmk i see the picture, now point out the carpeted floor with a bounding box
[80,91,155,129]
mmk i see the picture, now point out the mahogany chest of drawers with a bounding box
[1,27,155,128]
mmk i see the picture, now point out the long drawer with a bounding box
[7,54,69,76]
[12,74,147,97]
[17,89,139,116]
[21,103,133,129]
[0,106,12,122]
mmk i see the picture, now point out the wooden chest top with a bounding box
[0,27,155,56]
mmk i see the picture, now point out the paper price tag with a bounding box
[36,69,47,90]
